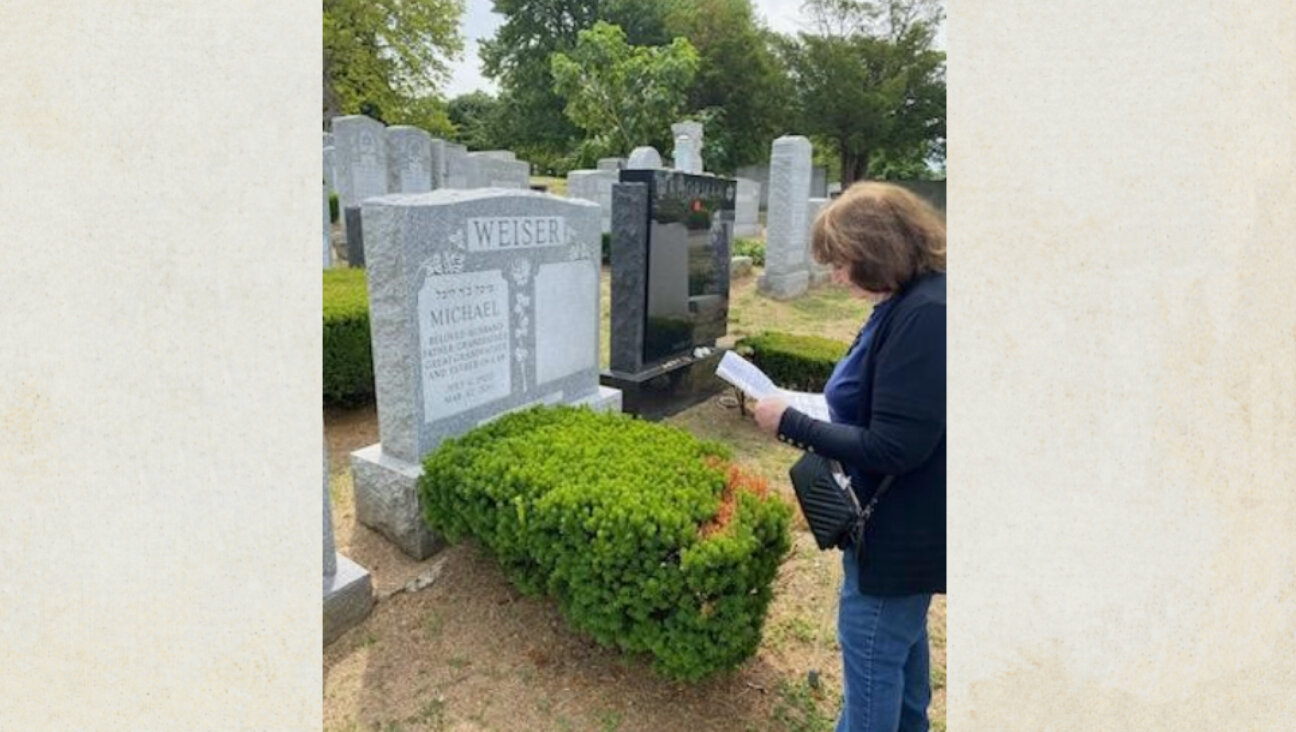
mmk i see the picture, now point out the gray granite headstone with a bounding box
[332,115,388,231]
[671,134,697,175]
[596,157,626,172]
[323,146,337,197]
[735,164,769,209]
[671,121,704,173]
[566,169,617,234]
[351,189,622,558]
[323,132,334,148]
[626,146,663,169]
[467,152,529,189]
[443,142,469,189]
[344,206,364,267]
[324,440,373,646]
[386,126,434,194]
[758,135,813,299]
[811,165,828,198]
[806,197,832,286]
[733,177,761,238]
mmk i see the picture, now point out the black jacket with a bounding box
[778,273,946,595]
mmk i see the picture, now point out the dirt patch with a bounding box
[325,395,946,731]
[326,402,378,475]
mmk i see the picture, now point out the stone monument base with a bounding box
[730,256,754,279]
[757,270,810,300]
[600,348,727,421]
[324,553,373,645]
[351,386,624,560]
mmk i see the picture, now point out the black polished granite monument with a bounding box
[601,170,736,419]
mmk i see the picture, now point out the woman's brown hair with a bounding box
[810,182,946,293]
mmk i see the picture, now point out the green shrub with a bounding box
[420,406,792,681]
[329,192,339,223]
[735,331,850,392]
[323,268,373,406]
[732,237,765,267]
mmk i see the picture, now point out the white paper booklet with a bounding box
[716,351,832,422]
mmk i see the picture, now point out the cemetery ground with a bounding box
[324,265,946,732]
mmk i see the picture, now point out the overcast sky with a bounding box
[444,0,947,98]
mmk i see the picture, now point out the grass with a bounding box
[771,677,840,732]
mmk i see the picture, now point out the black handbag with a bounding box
[789,452,894,557]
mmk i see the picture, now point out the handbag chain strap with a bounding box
[860,475,896,521]
[834,465,895,553]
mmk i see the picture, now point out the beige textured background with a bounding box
[948,1,1296,729]
[0,1,321,728]
[1,0,1294,729]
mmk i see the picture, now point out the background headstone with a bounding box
[386,126,434,194]
[323,146,337,197]
[332,115,388,231]
[626,146,663,169]
[758,135,813,299]
[597,157,626,172]
[466,152,529,189]
[566,169,617,234]
[806,197,832,286]
[443,142,469,189]
[323,131,333,148]
[671,121,704,173]
[324,440,373,646]
[811,165,828,199]
[733,177,761,238]
[604,170,735,418]
[671,134,697,175]
[351,189,621,558]
[610,171,733,366]
[344,206,364,267]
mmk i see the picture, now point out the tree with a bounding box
[662,0,794,173]
[447,91,502,150]
[323,0,464,131]
[551,22,699,160]
[782,0,945,183]
[480,0,673,167]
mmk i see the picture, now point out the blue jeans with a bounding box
[836,549,933,732]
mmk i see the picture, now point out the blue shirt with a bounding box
[825,297,897,428]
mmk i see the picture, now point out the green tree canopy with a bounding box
[480,0,673,169]
[782,0,945,183]
[551,22,699,161]
[447,91,503,150]
[663,0,793,173]
[323,0,464,133]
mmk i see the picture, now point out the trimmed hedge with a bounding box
[323,268,374,406]
[732,237,765,267]
[329,192,339,223]
[735,331,850,393]
[420,406,792,681]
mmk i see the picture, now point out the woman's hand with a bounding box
[753,398,788,436]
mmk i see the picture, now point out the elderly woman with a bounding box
[754,182,946,732]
